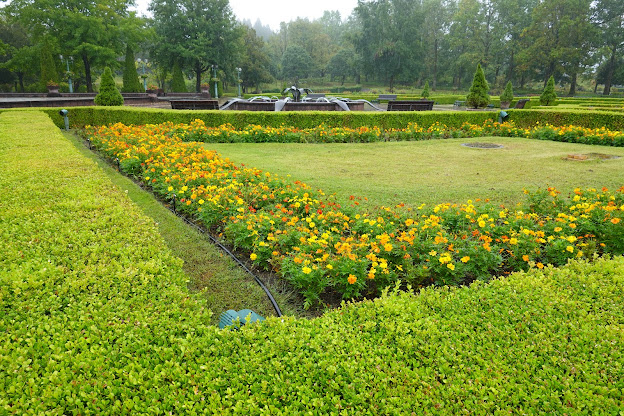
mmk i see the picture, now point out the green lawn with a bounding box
[208,137,624,207]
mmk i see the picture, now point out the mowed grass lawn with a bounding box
[207,136,624,207]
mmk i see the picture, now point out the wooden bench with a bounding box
[373,94,398,103]
[387,100,434,111]
[513,99,530,109]
[170,99,219,110]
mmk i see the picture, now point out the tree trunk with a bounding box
[603,44,618,96]
[195,64,202,93]
[594,80,599,93]
[568,71,577,96]
[432,38,438,90]
[82,53,93,92]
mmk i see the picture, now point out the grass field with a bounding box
[208,136,624,207]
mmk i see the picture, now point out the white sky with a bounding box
[132,0,360,31]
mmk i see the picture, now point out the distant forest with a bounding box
[1,0,623,94]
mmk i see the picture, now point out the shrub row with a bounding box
[3,111,623,413]
[85,121,624,307]
[27,105,624,132]
[171,119,624,146]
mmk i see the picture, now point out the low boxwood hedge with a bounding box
[1,111,623,413]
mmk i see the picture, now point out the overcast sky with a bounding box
[132,0,360,31]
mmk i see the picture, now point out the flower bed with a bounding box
[167,118,624,146]
[86,122,624,307]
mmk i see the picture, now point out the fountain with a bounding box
[220,86,383,112]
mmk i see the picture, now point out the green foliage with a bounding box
[540,75,558,106]
[2,111,624,413]
[281,44,314,84]
[170,62,187,93]
[208,78,222,97]
[94,67,124,106]
[500,81,514,104]
[421,80,430,98]
[39,41,58,92]
[121,45,143,93]
[466,63,490,108]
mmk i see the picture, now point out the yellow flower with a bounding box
[447,263,455,271]
[302,266,312,274]
[566,246,574,253]
[509,238,518,245]
[460,256,470,263]
[326,264,333,270]
[250,253,257,261]
[168,186,173,192]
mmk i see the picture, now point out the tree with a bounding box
[94,67,123,106]
[421,80,430,98]
[39,39,58,91]
[122,45,143,93]
[281,44,313,85]
[539,75,557,106]
[466,63,489,108]
[593,0,624,95]
[170,62,187,92]
[326,48,356,85]
[0,18,38,92]
[239,27,272,93]
[149,0,240,93]
[499,81,513,108]
[7,0,142,92]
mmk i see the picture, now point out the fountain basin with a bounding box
[225,100,365,111]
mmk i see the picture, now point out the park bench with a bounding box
[454,100,465,108]
[170,99,219,110]
[373,94,398,103]
[513,99,530,109]
[387,100,434,111]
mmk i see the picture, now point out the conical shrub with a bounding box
[94,67,124,106]
[540,76,557,106]
[122,45,143,93]
[170,62,187,93]
[466,63,490,108]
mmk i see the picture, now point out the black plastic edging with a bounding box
[84,137,283,317]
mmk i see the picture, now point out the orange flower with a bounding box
[536,262,544,269]
[611,218,621,224]
[348,274,357,285]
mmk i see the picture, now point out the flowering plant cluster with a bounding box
[85,122,624,307]
[166,119,624,146]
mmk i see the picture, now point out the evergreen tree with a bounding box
[170,62,187,92]
[500,81,514,108]
[122,45,143,93]
[540,76,557,106]
[94,67,124,106]
[39,41,58,92]
[421,81,430,98]
[466,64,490,108]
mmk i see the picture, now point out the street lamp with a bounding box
[211,64,218,99]
[138,58,148,91]
[236,67,242,98]
[59,54,73,93]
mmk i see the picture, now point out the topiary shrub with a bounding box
[122,45,143,93]
[421,81,430,99]
[500,81,514,109]
[95,67,124,106]
[466,63,490,108]
[540,75,557,106]
[170,62,187,93]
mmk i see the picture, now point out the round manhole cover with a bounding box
[461,142,504,149]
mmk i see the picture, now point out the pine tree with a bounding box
[170,62,187,92]
[466,63,490,108]
[94,67,124,106]
[421,81,430,98]
[40,41,59,92]
[500,81,514,108]
[122,45,143,93]
[540,76,557,106]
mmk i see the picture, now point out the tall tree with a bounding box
[122,45,143,92]
[281,44,313,85]
[239,26,272,92]
[149,0,240,93]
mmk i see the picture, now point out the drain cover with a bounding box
[462,142,504,149]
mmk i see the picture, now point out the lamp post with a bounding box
[138,58,148,91]
[211,64,218,99]
[59,55,73,93]
[236,67,242,98]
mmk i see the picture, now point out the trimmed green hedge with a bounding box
[507,109,624,130]
[2,111,624,413]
